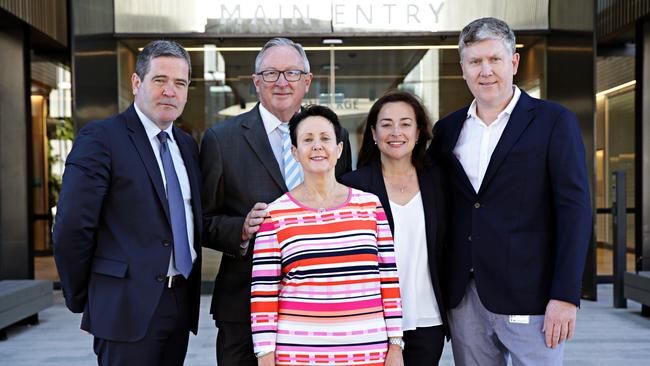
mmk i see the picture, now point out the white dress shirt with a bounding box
[134,103,197,276]
[258,103,289,173]
[390,192,443,331]
[453,87,521,193]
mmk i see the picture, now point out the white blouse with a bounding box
[390,192,442,331]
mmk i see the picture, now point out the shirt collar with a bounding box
[134,103,175,143]
[258,103,284,135]
[466,86,522,123]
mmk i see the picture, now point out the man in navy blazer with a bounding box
[53,40,202,365]
[429,18,592,365]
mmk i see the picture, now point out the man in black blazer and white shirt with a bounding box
[200,37,352,365]
[429,18,592,365]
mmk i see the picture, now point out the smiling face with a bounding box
[292,116,343,176]
[132,56,189,130]
[372,101,419,164]
[253,46,312,122]
[460,38,519,114]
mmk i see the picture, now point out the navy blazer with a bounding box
[429,90,592,315]
[340,158,449,337]
[53,105,202,342]
[200,103,352,322]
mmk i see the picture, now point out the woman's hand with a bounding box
[384,345,404,366]
[257,351,275,366]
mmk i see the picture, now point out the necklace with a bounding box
[383,169,416,195]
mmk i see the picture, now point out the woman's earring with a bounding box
[374,140,377,145]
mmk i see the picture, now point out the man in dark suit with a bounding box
[429,18,592,365]
[53,40,202,366]
[200,37,351,365]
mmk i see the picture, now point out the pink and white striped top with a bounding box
[251,188,403,365]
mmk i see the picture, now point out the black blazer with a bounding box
[340,158,449,338]
[429,90,592,315]
[200,103,352,322]
[53,105,203,341]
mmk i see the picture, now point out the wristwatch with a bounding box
[256,350,272,358]
[388,337,405,350]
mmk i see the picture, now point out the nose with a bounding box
[275,73,289,87]
[479,61,493,77]
[162,82,176,96]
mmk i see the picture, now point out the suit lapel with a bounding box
[477,90,536,196]
[445,108,476,197]
[242,105,287,192]
[125,105,170,223]
[173,127,202,240]
[417,168,438,258]
[369,160,394,234]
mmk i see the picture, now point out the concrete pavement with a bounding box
[1,284,649,365]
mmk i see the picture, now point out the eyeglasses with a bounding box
[256,69,307,82]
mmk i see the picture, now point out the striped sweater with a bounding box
[251,188,403,365]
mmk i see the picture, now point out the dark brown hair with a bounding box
[357,90,432,169]
[289,105,343,147]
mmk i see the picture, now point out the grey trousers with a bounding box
[448,280,564,366]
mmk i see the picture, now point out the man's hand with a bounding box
[242,202,268,241]
[257,351,275,366]
[385,345,404,366]
[543,299,577,348]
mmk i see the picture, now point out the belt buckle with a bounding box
[167,276,174,288]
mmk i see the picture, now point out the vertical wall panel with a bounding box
[0,26,31,279]
[641,21,650,271]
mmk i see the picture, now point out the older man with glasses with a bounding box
[200,37,352,365]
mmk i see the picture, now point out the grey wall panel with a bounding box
[72,0,114,36]
[641,21,650,271]
[72,37,119,128]
[0,27,31,279]
[550,0,593,32]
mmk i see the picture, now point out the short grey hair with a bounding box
[135,40,192,80]
[458,17,516,60]
[254,38,310,73]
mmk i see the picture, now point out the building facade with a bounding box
[12,1,649,306]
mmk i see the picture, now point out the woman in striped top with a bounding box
[251,105,404,366]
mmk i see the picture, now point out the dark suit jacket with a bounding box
[340,158,450,337]
[429,90,592,315]
[53,105,202,342]
[200,103,352,322]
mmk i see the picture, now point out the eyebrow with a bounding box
[150,74,189,83]
[379,117,413,121]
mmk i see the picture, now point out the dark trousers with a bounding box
[93,284,191,366]
[403,326,445,366]
[215,321,256,366]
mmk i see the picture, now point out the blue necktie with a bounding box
[277,123,303,190]
[157,131,192,278]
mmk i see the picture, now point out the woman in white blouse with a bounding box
[341,91,448,365]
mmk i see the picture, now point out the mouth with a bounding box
[387,141,406,147]
[479,81,497,87]
[310,156,327,161]
[158,103,177,108]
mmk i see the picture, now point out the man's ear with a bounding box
[131,73,141,96]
